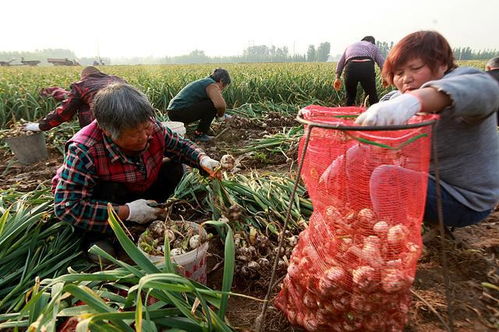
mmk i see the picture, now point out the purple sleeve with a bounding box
[336,51,347,76]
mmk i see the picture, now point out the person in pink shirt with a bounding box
[334,36,385,106]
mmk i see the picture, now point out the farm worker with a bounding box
[485,56,499,125]
[356,30,499,228]
[335,36,385,106]
[52,83,221,240]
[23,66,126,132]
[167,68,232,142]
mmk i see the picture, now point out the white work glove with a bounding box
[125,199,161,224]
[217,114,232,121]
[355,94,422,126]
[24,122,41,132]
[200,156,221,178]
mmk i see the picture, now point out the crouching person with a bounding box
[52,83,220,259]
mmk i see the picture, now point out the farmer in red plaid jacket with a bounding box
[52,83,221,237]
[24,66,126,132]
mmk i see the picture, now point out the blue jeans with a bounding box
[370,165,492,228]
[424,178,492,228]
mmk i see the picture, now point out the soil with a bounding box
[1,113,497,332]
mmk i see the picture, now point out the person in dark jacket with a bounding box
[24,66,126,132]
[335,36,385,106]
[167,68,231,142]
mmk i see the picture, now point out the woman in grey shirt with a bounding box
[356,31,499,227]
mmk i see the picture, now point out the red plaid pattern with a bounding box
[40,87,70,101]
[71,121,165,192]
[39,72,126,130]
[52,120,206,232]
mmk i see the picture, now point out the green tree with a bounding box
[376,41,393,58]
[317,42,331,62]
[307,45,316,62]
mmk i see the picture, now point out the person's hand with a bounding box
[217,114,233,122]
[200,156,221,178]
[333,78,342,91]
[355,94,422,126]
[125,199,162,224]
[23,122,41,132]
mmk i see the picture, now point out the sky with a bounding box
[1,0,498,59]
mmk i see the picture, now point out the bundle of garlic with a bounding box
[233,229,297,280]
[275,207,421,331]
[138,220,211,256]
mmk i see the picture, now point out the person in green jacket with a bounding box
[167,68,231,142]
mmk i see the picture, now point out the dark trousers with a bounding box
[424,178,492,228]
[80,160,184,253]
[344,60,378,106]
[93,160,185,205]
[168,100,217,134]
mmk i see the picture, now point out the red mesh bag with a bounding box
[275,106,438,331]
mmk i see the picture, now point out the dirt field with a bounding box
[1,115,497,332]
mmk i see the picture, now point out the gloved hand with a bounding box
[125,199,161,224]
[24,122,41,132]
[217,114,233,121]
[200,156,221,178]
[355,93,422,126]
[333,78,342,91]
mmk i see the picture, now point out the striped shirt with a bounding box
[52,120,206,233]
[336,41,385,76]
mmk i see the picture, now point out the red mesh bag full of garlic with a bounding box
[275,106,437,331]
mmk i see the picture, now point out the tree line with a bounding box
[113,42,332,65]
[1,43,497,65]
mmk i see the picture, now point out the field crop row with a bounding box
[0,61,485,128]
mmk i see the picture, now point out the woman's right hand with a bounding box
[125,199,162,224]
[333,78,342,91]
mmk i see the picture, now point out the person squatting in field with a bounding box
[24,66,127,132]
[334,36,385,106]
[167,68,232,142]
[52,83,221,254]
[356,30,499,228]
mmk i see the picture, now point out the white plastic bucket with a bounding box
[139,221,209,284]
[162,121,186,137]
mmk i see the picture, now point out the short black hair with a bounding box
[210,68,231,85]
[93,83,154,139]
[362,36,376,44]
[81,66,101,78]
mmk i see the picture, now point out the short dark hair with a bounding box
[81,66,101,79]
[93,83,154,139]
[361,36,375,44]
[381,30,457,86]
[210,68,231,85]
[486,57,499,69]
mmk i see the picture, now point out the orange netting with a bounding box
[275,106,438,331]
